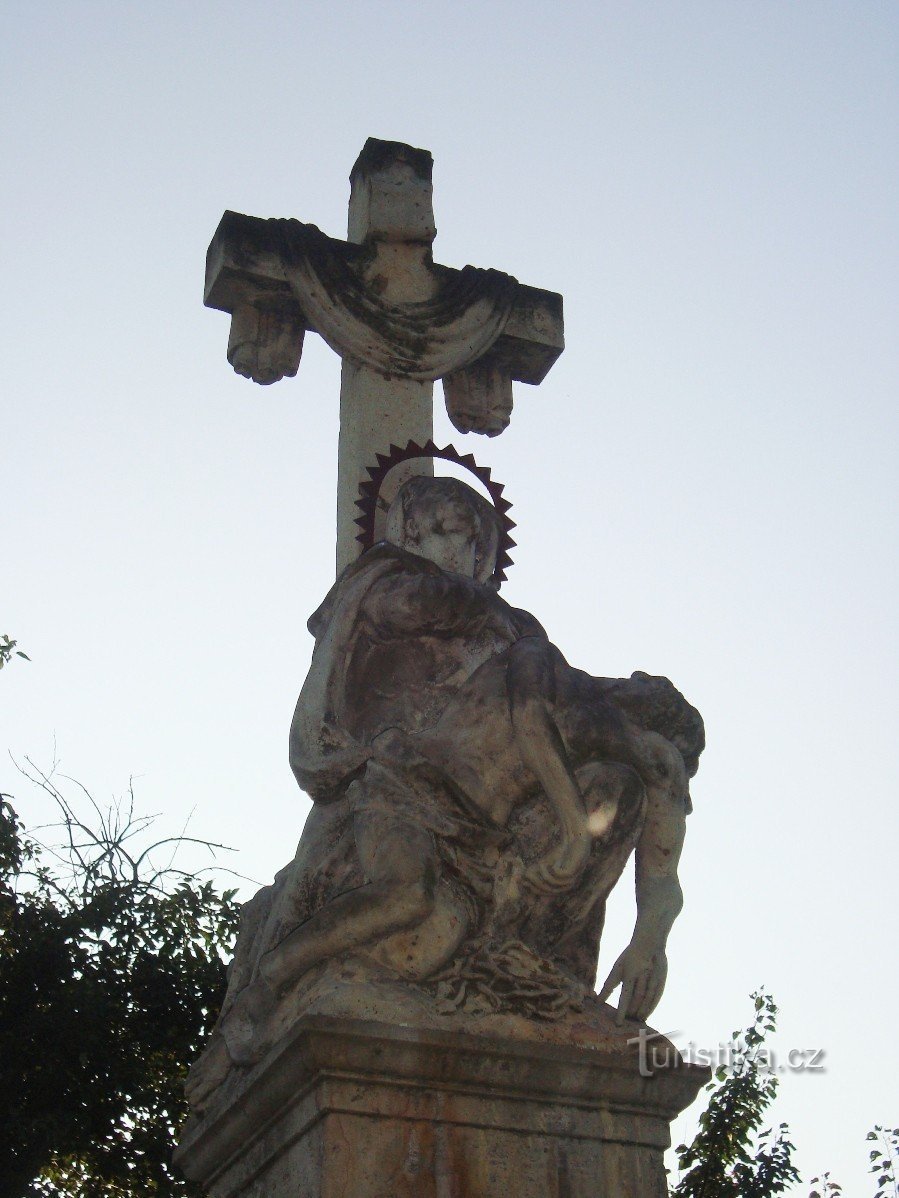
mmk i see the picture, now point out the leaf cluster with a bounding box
[866,1125,899,1198]
[0,634,30,669]
[808,1170,843,1196]
[0,768,240,1197]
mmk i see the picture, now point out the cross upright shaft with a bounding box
[203,138,564,572]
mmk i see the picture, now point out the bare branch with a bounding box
[9,759,247,902]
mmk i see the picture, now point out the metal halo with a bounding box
[354,439,516,583]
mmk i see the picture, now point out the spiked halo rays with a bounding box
[354,439,517,585]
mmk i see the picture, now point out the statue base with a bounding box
[174,1014,708,1197]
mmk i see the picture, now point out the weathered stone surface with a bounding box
[203,208,564,385]
[202,139,564,571]
[443,357,514,436]
[347,137,436,246]
[175,1014,708,1197]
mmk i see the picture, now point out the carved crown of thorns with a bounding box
[355,439,516,584]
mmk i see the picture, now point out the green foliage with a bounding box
[0,767,240,1197]
[867,1125,899,1198]
[0,634,30,669]
[807,1125,899,1197]
[672,990,799,1198]
[674,995,898,1197]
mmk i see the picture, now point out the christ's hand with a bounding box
[598,944,668,1025]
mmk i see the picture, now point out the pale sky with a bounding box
[3,2,897,1191]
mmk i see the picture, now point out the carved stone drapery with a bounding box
[271,219,520,382]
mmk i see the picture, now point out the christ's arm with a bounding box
[598,735,688,1024]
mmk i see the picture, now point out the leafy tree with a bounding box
[672,990,799,1197]
[673,993,898,1198]
[0,763,240,1197]
[807,1172,843,1196]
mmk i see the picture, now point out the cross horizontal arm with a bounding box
[204,211,564,386]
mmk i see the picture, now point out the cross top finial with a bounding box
[350,138,433,184]
[348,137,436,246]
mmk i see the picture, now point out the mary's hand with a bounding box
[598,944,668,1025]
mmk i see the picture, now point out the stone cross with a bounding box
[203,138,564,572]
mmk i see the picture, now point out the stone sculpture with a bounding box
[177,140,708,1197]
[186,463,703,1110]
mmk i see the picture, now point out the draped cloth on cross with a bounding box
[273,219,520,381]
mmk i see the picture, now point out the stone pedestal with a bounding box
[175,1015,707,1197]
